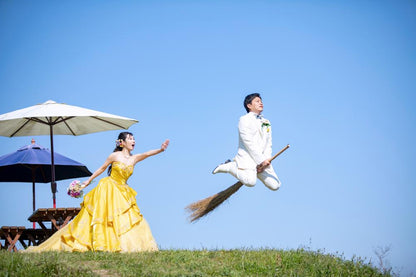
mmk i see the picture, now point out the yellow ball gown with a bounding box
[25,161,158,252]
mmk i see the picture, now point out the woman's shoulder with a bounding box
[108,152,121,162]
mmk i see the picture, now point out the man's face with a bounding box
[247,97,263,114]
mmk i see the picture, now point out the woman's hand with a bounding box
[80,181,90,190]
[161,139,170,151]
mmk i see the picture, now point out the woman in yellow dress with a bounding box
[25,132,169,252]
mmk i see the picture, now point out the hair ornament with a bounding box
[116,139,123,148]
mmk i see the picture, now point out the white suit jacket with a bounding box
[234,112,273,169]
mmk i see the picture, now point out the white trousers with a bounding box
[227,161,281,191]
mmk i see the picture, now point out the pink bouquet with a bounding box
[67,180,84,198]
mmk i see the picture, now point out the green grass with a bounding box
[0,248,392,277]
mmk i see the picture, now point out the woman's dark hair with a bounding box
[107,131,133,175]
[244,93,261,113]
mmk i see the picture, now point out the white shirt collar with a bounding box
[249,111,263,119]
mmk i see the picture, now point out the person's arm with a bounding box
[81,153,115,188]
[133,139,169,164]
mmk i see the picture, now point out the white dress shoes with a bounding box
[212,159,232,174]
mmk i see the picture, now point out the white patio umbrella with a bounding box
[0,100,138,207]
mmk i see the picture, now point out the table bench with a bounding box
[0,226,26,252]
[0,226,55,251]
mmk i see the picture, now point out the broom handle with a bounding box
[269,144,290,163]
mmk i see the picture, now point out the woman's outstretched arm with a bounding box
[133,139,169,164]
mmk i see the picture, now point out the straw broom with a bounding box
[186,144,290,222]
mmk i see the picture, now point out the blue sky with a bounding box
[1,0,415,275]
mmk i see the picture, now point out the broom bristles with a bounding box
[186,181,244,222]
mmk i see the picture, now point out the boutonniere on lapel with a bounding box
[261,119,271,133]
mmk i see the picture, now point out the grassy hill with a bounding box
[0,248,393,276]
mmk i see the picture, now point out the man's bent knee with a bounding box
[242,179,256,187]
[237,169,257,187]
[265,179,281,191]
[241,174,257,187]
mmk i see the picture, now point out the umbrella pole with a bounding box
[31,168,36,228]
[49,124,57,208]
[31,169,36,212]
[32,180,36,228]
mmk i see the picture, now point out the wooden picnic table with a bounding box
[27,207,81,231]
[1,208,80,252]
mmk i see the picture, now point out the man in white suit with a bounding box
[212,93,281,190]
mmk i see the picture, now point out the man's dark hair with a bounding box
[244,93,261,113]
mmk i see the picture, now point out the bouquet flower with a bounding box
[67,180,84,198]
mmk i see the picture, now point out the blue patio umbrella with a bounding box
[0,139,92,211]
